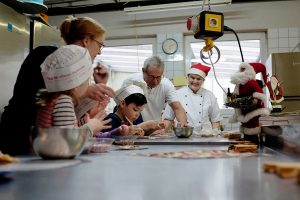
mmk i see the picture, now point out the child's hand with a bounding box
[118,125,144,136]
[129,125,145,136]
[118,125,130,135]
[138,120,165,136]
[86,111,112,135]
[149,129,166,136]
[138,120,160,130]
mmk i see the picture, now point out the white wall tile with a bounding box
[278,38,289,47]
[173,70,185,76]
[166,33,173,39]
[173,61,185,71]
[268,28,278,38]
[278,47,290,53]
[157,43,163,53]
[289,37,300,48]
[166,54,175,61]
[269,48,279,54]
[268,38,278,48]
[288,27,299,37]
[177,43,183,53]
[290,47,299,52]
[164,61,173,70]
[165,70,174,79]
[157,34,166,43]
[173,33,183,43]
[278,28,289,37]
[158,53,166,61]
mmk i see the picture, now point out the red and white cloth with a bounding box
[230,62,270,135]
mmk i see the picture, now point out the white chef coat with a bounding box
[163,86,222,133]
[122,73,179,121]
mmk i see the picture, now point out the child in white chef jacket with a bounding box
[36,45,111,136]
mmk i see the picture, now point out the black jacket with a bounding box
[0,46,57,155]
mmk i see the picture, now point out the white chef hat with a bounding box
[75,98,98,119]
[41,45,93,92]
[114,85,144,105]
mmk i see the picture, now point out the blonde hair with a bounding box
[60,16,106,44]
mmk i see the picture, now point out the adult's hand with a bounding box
[93,63,109,84]
[85,111,112,135]
[85,83,115,101]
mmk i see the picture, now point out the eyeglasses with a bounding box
[92,39,105,51]
[144,70,163,81]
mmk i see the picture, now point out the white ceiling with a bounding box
[43,0,288,15]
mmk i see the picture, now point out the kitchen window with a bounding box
[95,38,155,90]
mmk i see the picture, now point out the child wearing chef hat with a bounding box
[102,85,166,136]
[36,45,111,136]
[100,85,146,134]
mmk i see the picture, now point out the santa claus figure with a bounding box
[230,62,270,136]
[266,75,284,112]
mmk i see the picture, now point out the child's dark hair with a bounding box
[124,93,147,106]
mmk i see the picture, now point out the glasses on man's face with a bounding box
[92,38,105,51]
[144,70,163,81]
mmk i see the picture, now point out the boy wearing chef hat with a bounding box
[36,45,111,136]
[103,84,166,136]
[102,85,146,133]
[163,63,222,134]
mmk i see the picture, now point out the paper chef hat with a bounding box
[41,45,93,92]
[188,63,211,79]
[75,98,98,119]
[114,85,144,105]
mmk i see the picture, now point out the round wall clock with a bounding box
[162,38,178,55]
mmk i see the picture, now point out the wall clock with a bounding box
[162,38,178,55]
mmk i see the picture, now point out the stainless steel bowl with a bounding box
[33,127,89,159]
[172,126,194,138]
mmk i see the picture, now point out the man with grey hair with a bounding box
[122,55,187,126]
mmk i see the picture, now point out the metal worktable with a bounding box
[0,144,300,200]
[134,135,235,145]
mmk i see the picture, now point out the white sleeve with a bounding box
[209,94,222,123]
[164,79,179,104]
[162,103,175,120]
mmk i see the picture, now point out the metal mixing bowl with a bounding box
[172,126,194,138]
[33,127,89,159]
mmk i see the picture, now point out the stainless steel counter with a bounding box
[135,136,234,145]
[0,145,300,200]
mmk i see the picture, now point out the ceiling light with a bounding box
[124,0,232,14]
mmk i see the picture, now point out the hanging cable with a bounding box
[208,51,227,95]
[224,25,244,62]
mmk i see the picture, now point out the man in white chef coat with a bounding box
[122,56,187,126]
[163,63,222,134]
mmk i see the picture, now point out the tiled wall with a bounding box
[268,27,300,55]
[156,33,185,79]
